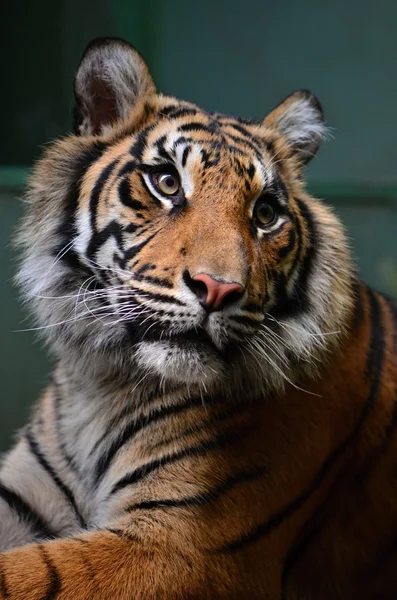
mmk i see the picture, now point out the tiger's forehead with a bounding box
[125,102,279,193]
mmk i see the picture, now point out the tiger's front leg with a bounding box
[0,528,236,600]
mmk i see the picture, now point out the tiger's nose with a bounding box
[183,271,244,312]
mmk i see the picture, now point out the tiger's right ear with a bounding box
[73,37,156,136]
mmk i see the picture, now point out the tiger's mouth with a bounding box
[131,320,240,385]
[125,313,229,349]
[144,326,221,351]
[133,331,225,386]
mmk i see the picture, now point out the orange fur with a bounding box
[1,38,396,599]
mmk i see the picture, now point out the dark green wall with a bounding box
[0,0,396,452]
[155,0,397,186]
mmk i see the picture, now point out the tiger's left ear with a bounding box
[73,37,156,136]
[263,90,325,165]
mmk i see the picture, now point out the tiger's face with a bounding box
[18,38,352,393]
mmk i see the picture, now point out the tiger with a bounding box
[0,35,396,600]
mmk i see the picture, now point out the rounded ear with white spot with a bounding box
[73,37,156,136]
[263,90,325,164]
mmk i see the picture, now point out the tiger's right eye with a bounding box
[151,172,180,196]
[253,196,279,228]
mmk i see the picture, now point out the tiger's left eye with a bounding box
[253,197,278,228]
[153,172,180,196]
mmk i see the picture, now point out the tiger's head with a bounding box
[17,38,353,395]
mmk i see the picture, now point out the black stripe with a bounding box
[38,545,62,600]
[52,383,82,479]
[55,246,94,278]
[280,288,386,594]
[58,142,106,239]
[132,273,173,289]
[287,198,317,313]
[120,230,160,267]
[278,228,296,259]
[110,428,250,497]
[174,136,221,149]
[222,121,256,139]
[94,396,209,483]
[87,219,125,264]
[85,158,120,263]
[56,142,106,273]
[354,291,393,480]
[159,106,198,120]
[287,209,303,278]
[0,482,54,540]
[125,313,174,347]
[228,145,249,157]
[157,104,179,117]
[25,429,86,529]
[178,122,212,133]
[73,539,96,581]
[127,466,266,512]
[130,124,155,161]
[167,108,198,120]
[271,198,316,319]
[154,134,174,162]
[125,222,138,234]
[237,116,260,126]
[173,135,188,148]
[201,148,220,168]
[117,160,137,178]
[281,511,326,600]
[232,157,247,178]
[89,385,166,457]
[88,158,119,233]
[265,139,275,155]
[247,162,256,180]
[136,263,156,275]
[222,130,263,160]
[130,288,184,307]
[118,178,146,211]
[181,145,191,167]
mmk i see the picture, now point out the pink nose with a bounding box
[192,273,244,311]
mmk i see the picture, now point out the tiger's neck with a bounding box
[49,279,395,517]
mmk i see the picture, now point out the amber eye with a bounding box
[153,172,180,196]
[253,197,278,228]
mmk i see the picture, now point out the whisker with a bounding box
[50,239,77,269]
[265,313,340,340]
[14,301,151,333]
[82,255,135,280]
[246,336,321,397]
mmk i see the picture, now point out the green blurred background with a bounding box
[1,0,396,451]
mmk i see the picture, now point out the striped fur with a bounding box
[1,38,396,599]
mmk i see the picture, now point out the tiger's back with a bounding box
[0,37,396,599]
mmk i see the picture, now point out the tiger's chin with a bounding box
[134,340,224,386]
